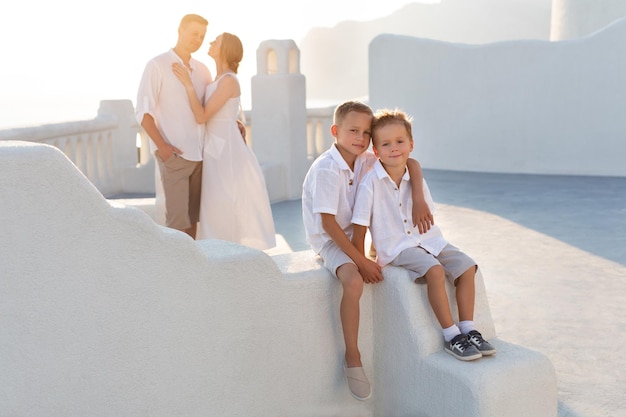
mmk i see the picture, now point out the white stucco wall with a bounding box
[0,141,373,416]
[369,18,626,177]
[551,0,626,40]
[1,141,557,416]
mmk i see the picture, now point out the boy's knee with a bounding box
[425,265,445,283]
[337,265,364,295]
[346,276,364,295]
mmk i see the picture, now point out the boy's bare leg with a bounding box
[336,263,364,368]
[455,267,476,322]
[424,265,455,328]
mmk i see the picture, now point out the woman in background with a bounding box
[172,32,276,250]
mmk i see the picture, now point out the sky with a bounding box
[0,0,438,129]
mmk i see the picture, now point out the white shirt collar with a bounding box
[373,159,410,183]
[168,48,199,70]
[329,143,352,172]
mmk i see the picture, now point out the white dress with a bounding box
[196,73,276,249]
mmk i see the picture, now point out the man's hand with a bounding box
[412,199,434,234]
[156,143,182,161]
[357,258,384,284]
[237,120,247,143]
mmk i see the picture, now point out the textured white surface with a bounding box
[372,266,557,417]
[1,141,557,416]
[0,142,368,416]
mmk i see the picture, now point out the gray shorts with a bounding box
[318,240,355,279]
[391,244,477,283]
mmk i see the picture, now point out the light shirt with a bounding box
[135,49,212,161]
[302,144,377,254]
[352,160,448,265]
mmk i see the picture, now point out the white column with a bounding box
[251,40,308,201]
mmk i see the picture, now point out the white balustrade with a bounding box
[0,117,119,195]
[305,106,335,160]
[0,102,335,201]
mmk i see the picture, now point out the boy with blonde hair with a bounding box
[351,109,496,361]
[302,101,432,400]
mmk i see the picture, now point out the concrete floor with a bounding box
[265,169,626,417]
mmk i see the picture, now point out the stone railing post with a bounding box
[251,40,308,202]
[96,100,154,194]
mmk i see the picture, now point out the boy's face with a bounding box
[331,111,373,160]
[373,122,414,169]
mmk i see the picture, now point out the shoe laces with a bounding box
[451,334,473,352]
[467,330,485,346]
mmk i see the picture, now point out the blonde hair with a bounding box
[333,100,374,126]
[371,109,413,146]
[179,14,208,29]
[220,32,244,73]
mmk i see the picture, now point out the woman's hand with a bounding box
[172,62,193,88]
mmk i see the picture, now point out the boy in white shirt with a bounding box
[351,109,496,361]
[302,101,432,400]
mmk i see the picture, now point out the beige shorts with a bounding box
[155,152,202,231]
[391,244,477,284]
[318,240,355,279]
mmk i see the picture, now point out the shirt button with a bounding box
[407,231,411,234]
[403,219,407,223]
[399,203,402,207]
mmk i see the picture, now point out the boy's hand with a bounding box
[412,199,434,234]
[357,258,384,283]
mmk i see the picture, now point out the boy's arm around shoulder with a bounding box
[320,213,383,283]
[407,158,434,234]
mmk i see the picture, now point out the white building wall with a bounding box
[551,0,626,40]
[369,19,626,177]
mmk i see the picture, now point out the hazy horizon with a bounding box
[0,0,440,129]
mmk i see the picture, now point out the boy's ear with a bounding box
[372,145,379,157]
[330,124,338,138]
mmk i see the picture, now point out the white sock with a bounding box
[442,324,461,342]
[459,320,476,335]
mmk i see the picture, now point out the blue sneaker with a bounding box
[444,333,482,361]
[467,330,496,356]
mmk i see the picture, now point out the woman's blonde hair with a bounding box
[221,32,244,73]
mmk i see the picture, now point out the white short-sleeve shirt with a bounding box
[302,144,377,254]
[352,160,448,265]
[135,49,212,161]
